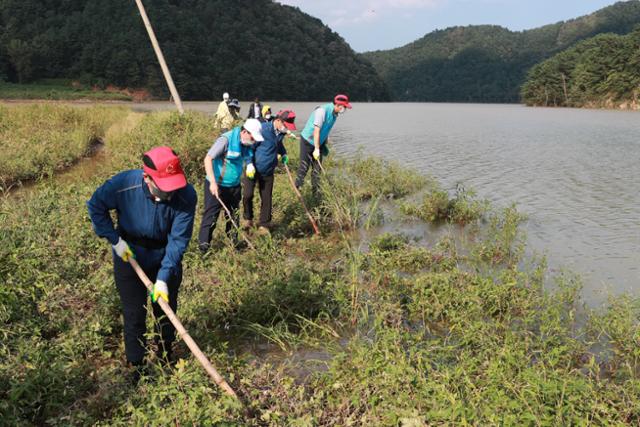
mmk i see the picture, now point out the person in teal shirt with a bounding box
[198,119,263,252]
[295,94,352,194]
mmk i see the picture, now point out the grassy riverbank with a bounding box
[0,80,133,102]
[0,104,127,190]
[1,108,638,425]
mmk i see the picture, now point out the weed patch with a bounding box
[1,107,638,425]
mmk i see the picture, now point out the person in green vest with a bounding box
[295,94,352,194]
[198,119,263,252]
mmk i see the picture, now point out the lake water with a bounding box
[133,101,640,306]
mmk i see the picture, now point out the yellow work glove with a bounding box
[112,238,134,262]
[313,148,320,161]
[246,163,256,180]
[152,280,169,303]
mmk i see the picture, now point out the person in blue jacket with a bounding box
[87,146,197,378]
[242,110,297,233]
[198,118,264,252]
[295,94,352,194]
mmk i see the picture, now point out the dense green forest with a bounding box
[521,28,640,108]
[0,0,390,101]
[362,1,640,102]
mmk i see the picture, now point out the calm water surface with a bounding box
[134,102,640,305]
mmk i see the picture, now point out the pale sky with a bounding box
[277,0,625,52]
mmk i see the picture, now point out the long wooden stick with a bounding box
[284,163,320,235]
[315,157,328,176]
[134,0,184,115]
[128,258,238,399]
[215,195,256,250]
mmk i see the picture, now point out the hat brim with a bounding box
[337,101,353,109]
[283,121,297,131]
[249,131,264,142]
[148,170,187,192]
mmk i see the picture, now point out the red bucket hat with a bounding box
[334,94,352,109]
[276,109,297,131]
[142,146,187,192]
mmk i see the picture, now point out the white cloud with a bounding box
[277,0,444,26]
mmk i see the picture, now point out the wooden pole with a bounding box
[284,163,320,235]
[215,195,256,250]
[128,258,238,399]
[315,157,328,176]
[134,0,184,115]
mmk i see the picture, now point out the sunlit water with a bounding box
[133,101,640,306]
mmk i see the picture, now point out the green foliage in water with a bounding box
[400,183,489,225]
[1,107,638,425]
[0,104,127,189]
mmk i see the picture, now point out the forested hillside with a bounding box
[521,28,640,108]
[362,1,640,102]
[0,0,390,101]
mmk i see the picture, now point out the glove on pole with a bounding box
[128,258,239,399]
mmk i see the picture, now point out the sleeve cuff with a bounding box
[107,233,120,246]
[157,269,171,284]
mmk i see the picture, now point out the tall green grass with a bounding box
[1,108,638,425]
[0,80,132,101]
[0,104,127,189]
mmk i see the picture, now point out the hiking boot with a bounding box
[257,226,271,236]
[234,239,248,251]
[198,242,210,254]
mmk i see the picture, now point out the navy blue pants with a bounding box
[198,182,241,249]
[113,253,181,364]
[295,136,323,193]
[242,172,275,226]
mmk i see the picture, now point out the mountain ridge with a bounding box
[0,0,390,101]
[361,1,640,102]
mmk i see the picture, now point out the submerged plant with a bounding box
[471,204,527,266]
[400,182,488,225]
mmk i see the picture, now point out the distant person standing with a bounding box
[259,105,273,123]
[228,99,241,122]
[87,147,197,380]
[247,97,263,119]
[198,119,263,252]
[215,92,233,132]
[242,110,297,233]
[295,94,352,193]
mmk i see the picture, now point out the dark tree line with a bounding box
[0,0,390,101]
[521,28,640,108]
[362,1,640,102]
